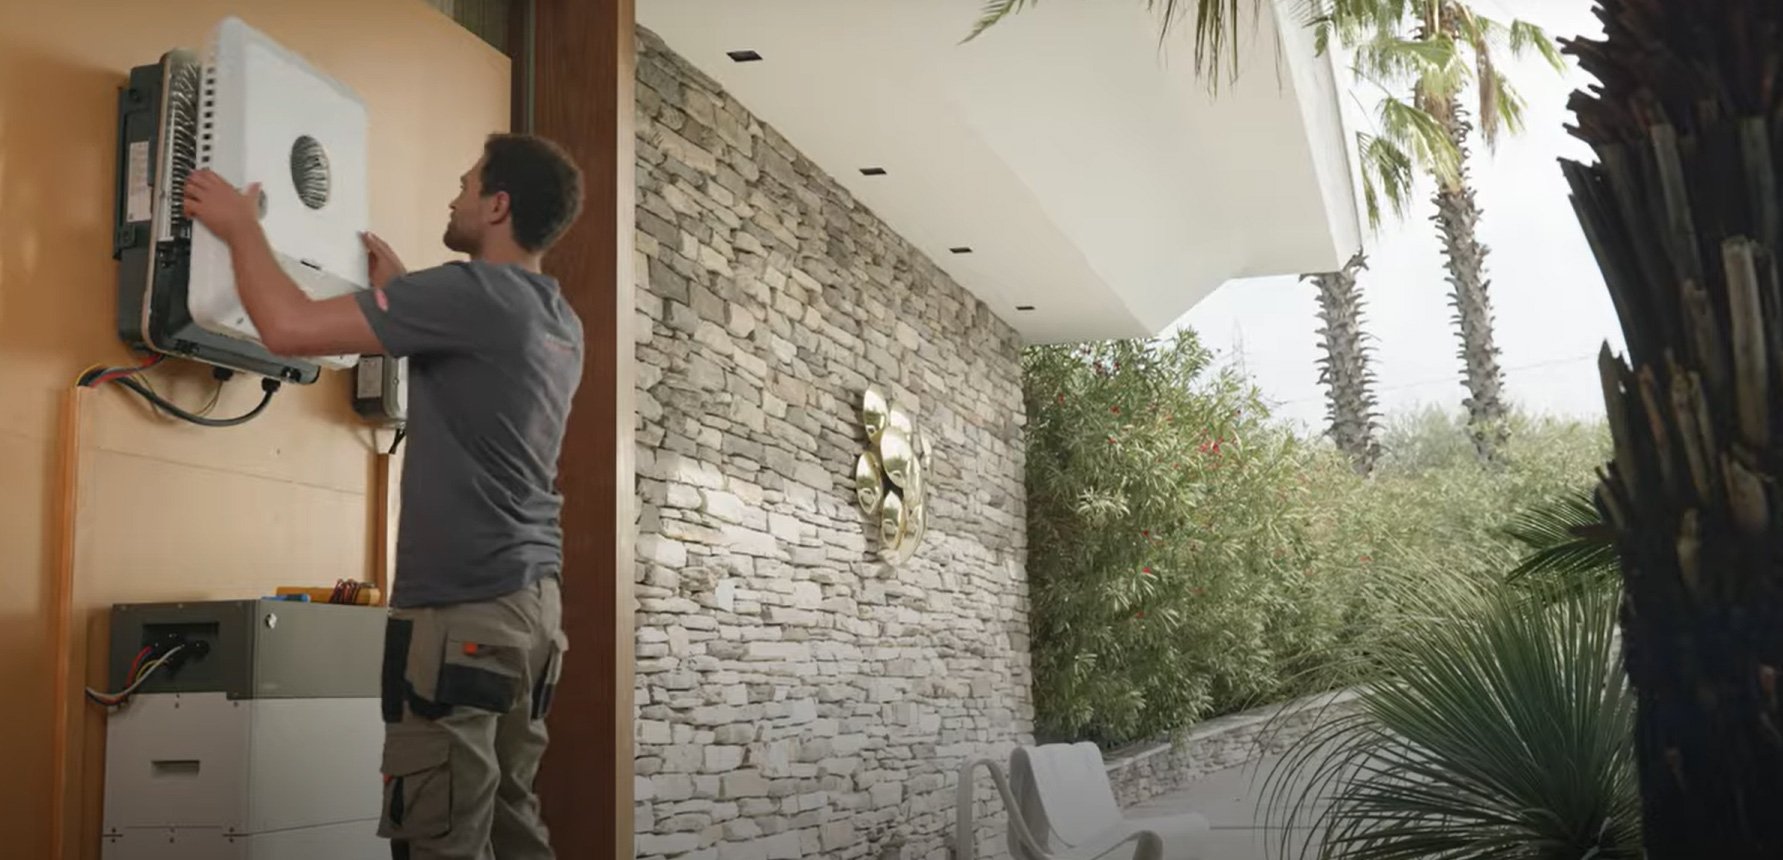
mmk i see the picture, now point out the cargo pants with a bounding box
[378,577,567,860]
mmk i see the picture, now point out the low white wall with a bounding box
[1103,690,1362,809]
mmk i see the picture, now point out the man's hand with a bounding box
[362,232,408,290]
[180,169,384,358]
[183,170,262,243]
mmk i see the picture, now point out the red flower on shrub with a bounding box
[1141,567,1152,576]
[1134,610,1146,619]
[1110,406,1121,415]
[1193,587,1206,597]
[1358,554,1373,564]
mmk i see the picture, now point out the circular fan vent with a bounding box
[290,135,331,210]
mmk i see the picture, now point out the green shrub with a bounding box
[1022,333,1609,745]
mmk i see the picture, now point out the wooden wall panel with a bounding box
[0,2,509,855]
[531,0,637,856]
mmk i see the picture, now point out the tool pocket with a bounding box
[437,631,523,714]
[385,611,452,721]
[378,731,452,841]
[532,630,568,720]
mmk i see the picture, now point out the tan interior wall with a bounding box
[0,2,509,855]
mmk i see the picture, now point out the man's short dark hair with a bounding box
[479,134,584,253]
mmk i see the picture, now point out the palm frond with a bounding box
[1484,69,1528,148]
[1377,95,1459,187]
[1504,487,1618,588]
[1356,131,1415,228]
[1150,0,1248,83]
[962,0,1036,43]
[1476,47,1503,148]
[1314,0,1419,36]
[1301,0,1409,55]
[1447,2,1492,55]
[1323,0,1562,203]
[1351,32,1463,89]
[965,0,1256,82]
[1263,587,1641,859]
[1508,19,1565,71]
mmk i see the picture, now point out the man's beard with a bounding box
[443,221,478,255]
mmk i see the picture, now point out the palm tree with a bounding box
[1316,0,1563,463]
[967,3,1411,478]
[1307,252,1383,475]
[969,1,1559,465]
[1564,0,1783,853]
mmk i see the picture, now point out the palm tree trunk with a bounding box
[1308,252,1381,476]
[1432,102,1510,463]
[1565,1,1783,854]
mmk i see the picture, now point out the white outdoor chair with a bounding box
[955,742,1212,860]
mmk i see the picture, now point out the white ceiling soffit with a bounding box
[637,0,1362,344]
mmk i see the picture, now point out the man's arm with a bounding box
[184,171,402,357]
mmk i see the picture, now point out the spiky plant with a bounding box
[1308,252,1383,475]
[1563,0,1783,853]
[1314,0,1565,463]
[1263,583,1641,859]
[1503,487,1618,594]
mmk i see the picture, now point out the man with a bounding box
[185,133,585,860]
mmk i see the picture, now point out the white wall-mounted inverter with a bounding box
[115,16,370,380]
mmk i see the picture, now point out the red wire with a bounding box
[88,355,164,388]
[127,645,153,682]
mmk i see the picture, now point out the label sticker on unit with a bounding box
[357,356,384,399]
[126,141,151,223]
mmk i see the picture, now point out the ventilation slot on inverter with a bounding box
[113,16,371,383]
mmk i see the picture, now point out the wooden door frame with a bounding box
[511,1,637,856]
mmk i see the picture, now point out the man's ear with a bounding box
[487,190,513,226]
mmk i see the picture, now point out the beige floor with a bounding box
[1122,754,1321,860]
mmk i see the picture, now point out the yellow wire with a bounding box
[73,363,106,387]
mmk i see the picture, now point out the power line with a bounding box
[1271,351,1601,408]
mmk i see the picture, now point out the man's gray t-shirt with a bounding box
[355,261,583,608]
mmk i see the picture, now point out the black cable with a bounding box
[115,376,279,427]
[85,643,187,707]
[388,427,407,455]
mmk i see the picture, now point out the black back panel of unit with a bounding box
[114,57,319,384]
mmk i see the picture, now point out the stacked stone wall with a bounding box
[632,28,1033,860]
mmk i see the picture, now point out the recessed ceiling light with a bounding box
[727,50,763,63]
[859,167,888,176]
[949,246,974,254]
[1016,305,1036,312]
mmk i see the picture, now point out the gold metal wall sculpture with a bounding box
[855,385,931,564]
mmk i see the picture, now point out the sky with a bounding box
[1174,0,1619,431]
